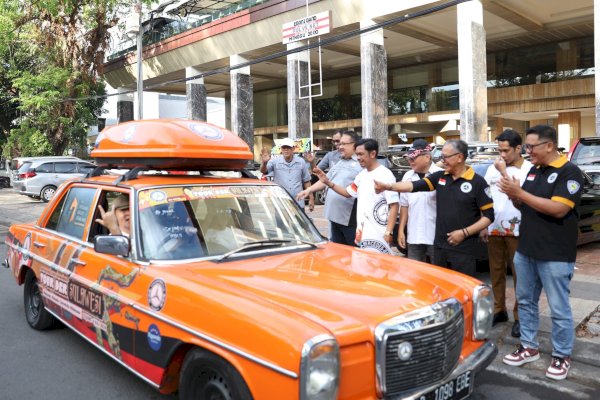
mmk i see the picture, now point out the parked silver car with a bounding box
[13,157,95,202]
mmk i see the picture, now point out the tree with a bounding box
[1,0,141,157]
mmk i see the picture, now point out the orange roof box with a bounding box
[91,119,253,170]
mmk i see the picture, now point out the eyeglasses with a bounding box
[439,152,460,161]
[332,140,340,143]
[524,141,549,151]
[338,141,355,146]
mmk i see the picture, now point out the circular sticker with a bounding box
[147,324,162,351]
[548,172,558,184]
[148,279,166,312]
[460,182,472,193]
[150,190,167,202]
[189,123,224,141]
[373,199,389,226]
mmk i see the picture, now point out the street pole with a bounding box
[136,1,143,120]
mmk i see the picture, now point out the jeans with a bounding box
[514,251,575,358]
[330,221,357,246]
[407,243,435,263]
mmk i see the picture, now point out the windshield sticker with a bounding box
[150,190,167,202]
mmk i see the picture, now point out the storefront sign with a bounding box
[282,11,331,44]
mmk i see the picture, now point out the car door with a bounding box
[53,161,79,186]
[37,185,141,366]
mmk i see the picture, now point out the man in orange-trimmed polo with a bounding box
[375,139,494,276]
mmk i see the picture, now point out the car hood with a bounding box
[177,244,480,342]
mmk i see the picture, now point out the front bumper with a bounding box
[392,340,497,400]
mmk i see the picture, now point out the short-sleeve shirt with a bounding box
[518,156,583,262]
[267,155,311,207]
[412,167,494,254]
[400,163,443,245]
[346,165,399,254]
[484,158,533,237]
[317,150,342,171]
[325,156,362,226]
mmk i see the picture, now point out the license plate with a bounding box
[419,370,472,400]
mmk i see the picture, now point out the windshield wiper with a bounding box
[216,239,318,262]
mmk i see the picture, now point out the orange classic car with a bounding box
[4,120,497,400]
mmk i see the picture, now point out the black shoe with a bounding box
[511,321,521,338]
[492,311,509,326]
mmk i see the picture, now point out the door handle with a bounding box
[71,259,86,267]
[33,242,46,248]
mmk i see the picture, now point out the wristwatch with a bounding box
[384,230,392,237]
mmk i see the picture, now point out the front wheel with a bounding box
[179,349,253,400]
[40,185,56,202]
[24,269,56,330]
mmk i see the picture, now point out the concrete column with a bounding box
[360,20,388,150]
[557,111,581,150]
[287,41,311,139]
[457,0,488,142]
[595,0,600,136]
[117,87,134,124]
[186,67,207,121]
[494,117,504,137]
[230,55,254,153]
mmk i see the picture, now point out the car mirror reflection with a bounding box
[94,235,130,257]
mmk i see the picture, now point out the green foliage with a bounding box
[4,122,53,157]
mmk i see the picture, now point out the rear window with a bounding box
[571,140,600,166]
[17,162,32,173]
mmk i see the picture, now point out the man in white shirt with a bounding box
[398,139,443,262]
[314,138,399,254]
[482,129,532,338]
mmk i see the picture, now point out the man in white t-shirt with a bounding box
[482,129,532,338]
[399,139,443,262]
[314,138,399,254]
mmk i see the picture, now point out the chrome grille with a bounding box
[374,299,464,398]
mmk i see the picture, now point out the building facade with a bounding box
[102,0,598,158]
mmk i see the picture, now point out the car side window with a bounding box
[36,163,53,173]
[49,187,97,239]
[55,162,77,173]
[78,163,95,174]
[87,190,129,242]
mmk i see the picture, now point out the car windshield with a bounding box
[571,141,600,166]
[137,185,323,260]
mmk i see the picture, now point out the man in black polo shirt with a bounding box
[499,125,583,381]
[375,139,494,276]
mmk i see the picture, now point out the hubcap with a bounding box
[28,281,41,319]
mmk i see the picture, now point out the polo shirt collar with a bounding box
[548,155,568,168]
[444,166,475,180]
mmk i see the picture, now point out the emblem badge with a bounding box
[567,180,580,194]
[547,172,558,184]
[397,341,413,361]
[148,279,166,312]
[460,182,472,193]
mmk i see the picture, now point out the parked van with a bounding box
[12,157,95,202]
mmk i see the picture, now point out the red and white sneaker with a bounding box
[503,345,540,366]
[546,356,571,380]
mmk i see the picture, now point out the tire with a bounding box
[40,185,57,202]
[24,269,56,330]
[314,188,327,205]
[179,348,253,400]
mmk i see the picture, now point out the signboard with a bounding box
[282,11,331,45]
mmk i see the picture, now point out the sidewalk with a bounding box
[308,205,600,394]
